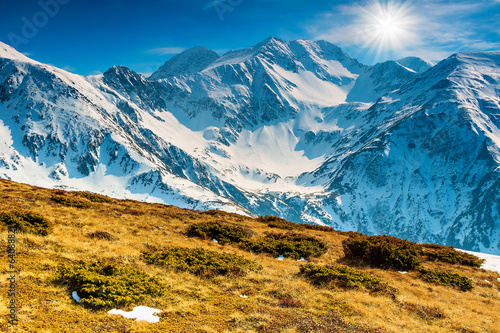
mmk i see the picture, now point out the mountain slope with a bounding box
[1,178,499,332]
[1,39,499,254]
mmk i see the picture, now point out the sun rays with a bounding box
[354,1,421,62]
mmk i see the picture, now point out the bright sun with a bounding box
[356,1,420,62]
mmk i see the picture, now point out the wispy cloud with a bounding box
[146,47,186,55]
[308,0,500,64]
[62,65,77,72]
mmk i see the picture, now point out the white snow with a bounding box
[108,306,162,323]
[457,249,500,274]
[0,41,39,64]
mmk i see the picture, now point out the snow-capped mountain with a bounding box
[0,38,499,254]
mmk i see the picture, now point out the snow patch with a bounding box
[457,249,500,274]
[108,306,162,323]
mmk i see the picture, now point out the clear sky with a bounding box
[0,0,499,75]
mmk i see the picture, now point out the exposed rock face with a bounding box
[0,39,499,254]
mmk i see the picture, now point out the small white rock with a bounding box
[239,294,248,299]
[277,255,284,261]
[213,239,218,243]
[72,291,81,303]
[298,257,307,262]
[398,271,408,274]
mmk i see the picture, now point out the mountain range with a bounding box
[0,37,499,254]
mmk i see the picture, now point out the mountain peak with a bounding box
[0,41,37,64]
[396,56,435,73]
[149,46,220,80]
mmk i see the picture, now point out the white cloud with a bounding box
[146,47,186,55]
[308,0,500,64]
[88,70,103,76]
[62,65,77,72]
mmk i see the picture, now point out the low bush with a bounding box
[243,233,328,260]
[256,215,287,224]
[75,191,112,203]
[0,211,51,235]
[421,245,485,267]
[55,261,164,309]
[50,195,92,208]
[418,268,474,291]
[343,235,420,270]
[141,246,262,277]
[338,230,367,238]
[186,222,252,245]
[303,224,335,232]
[299,263,380,289]
[268,219,306,231]
[258,216,306,231]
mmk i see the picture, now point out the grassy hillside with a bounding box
[0,178,499,333]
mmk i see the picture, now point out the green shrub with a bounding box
[0,211,51,235]
[75,191,112,203]
[343,235,420,270]
[421,245,485,267]
[338,230,367,238]
[299,263,380,289]
[258,216,306,231]
[50,195,92,208]
[243,233,327,260]
[186,222,252,245]
[268,219,305,231]
[257,215,287,223]
[418,268,474,291]
[303,224,335,232]
[141,246,262,278]
[55,261,164,309]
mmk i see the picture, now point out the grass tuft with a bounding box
[86,230,117,241]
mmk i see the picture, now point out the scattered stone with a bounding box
[72,291,80,303]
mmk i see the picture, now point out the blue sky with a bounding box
[0,0,499,75]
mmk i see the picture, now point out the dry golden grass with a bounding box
[0,178,498,332]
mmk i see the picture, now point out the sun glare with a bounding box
[355,1,420,62]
